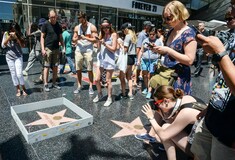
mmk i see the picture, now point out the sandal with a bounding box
[16,90,21,97]
[22,90,27,96]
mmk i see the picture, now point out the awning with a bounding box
[187,19,228,31]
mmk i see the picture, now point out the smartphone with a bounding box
[191,25,201,35]
[145,42,154,48]
[95,36,100,40]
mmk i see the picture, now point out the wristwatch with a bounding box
[212,50,228,63]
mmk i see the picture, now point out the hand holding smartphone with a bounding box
[145,42,154,48]
[95,36,100,40]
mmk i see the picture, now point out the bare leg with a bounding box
[52,66,58,84]
[16,85,21,96]
[95,67,103,94]
[119,71,126,96]
[142,70,149,90]
[43,67,49,85]
[126,65,133,96]
[76,70,82,88]
[87,71,93,89]
[106,69,114,98]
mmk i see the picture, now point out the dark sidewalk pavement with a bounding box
[0,61,213,160]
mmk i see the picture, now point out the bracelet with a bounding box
[148,117,155,120]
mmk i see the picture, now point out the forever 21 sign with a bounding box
[132,1,157,12]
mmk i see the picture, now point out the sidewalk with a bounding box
[0,61,211,160]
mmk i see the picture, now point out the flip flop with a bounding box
[16,90,21,97]
[22,90,27,96]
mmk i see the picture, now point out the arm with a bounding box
[72,25,79,44]
[103,32,117,53]
[197,34,235,94]
[40,32,46,56]
[80,24,98,43]
[142,104,198,142]
[59,33,65,52]
[2,32,10,48]
[137,45,144,65]
[153,40,197,66]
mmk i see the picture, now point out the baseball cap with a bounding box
[101,17,111,24]
[38,18,46,26]
[143,21,152,26]
[121,22,134,30]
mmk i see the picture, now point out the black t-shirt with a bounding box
[41,21,62,50]
[205,95,235,148]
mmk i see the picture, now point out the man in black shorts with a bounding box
[41,9,65,92]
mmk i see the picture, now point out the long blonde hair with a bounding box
[127,28,137,44]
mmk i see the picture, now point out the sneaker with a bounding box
[93,93,103,103]
[22,70,28,76]
[104,97,112,106]
[142,88,148,95]
[146,92,152,99]
[74,87,81,94]
[89,87,94,95]
[120,93,128,99]
[52,83,61,90]
[44,84,50,92]
[135,133,157,143]
[128,94,134,100]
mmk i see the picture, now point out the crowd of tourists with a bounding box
[1,0,235,159]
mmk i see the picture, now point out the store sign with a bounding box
[132,1,158,13]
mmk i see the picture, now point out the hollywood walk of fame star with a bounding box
[111,117,147,138]
[25,109,77,128]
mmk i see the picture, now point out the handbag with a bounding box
[116,48,127,73]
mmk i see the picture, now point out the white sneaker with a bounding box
[104,97,112,106]
[93,93,103,103]
[22,70,28,76]
[74,87,81,94]
[89,87,94,95]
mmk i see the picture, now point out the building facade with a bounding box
[0,0,232,55]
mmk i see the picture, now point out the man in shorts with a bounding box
[41,9,64,92]
[72,12,98,94]
[135,21,153,87]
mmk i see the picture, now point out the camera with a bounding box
[148,100,158,110]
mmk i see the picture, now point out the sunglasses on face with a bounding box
[154,99,164,107]
[101,26,110,29]
[163,15,173,22]
[225,17,235,22]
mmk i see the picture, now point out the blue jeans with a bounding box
[59,53,76,74]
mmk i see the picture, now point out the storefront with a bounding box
[0,0,164,55]
[19,0,164,32]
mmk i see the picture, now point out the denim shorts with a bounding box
[141,59,157,74]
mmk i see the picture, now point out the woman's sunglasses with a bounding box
[163,15,173,22]
[101,26,111,29]
[154,99,164,106]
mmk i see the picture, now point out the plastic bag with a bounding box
[116,48,127,73]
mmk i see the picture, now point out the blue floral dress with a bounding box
[164,27,196,95]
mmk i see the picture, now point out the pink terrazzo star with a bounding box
[25,109,77,128]
[111,117,147,138]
